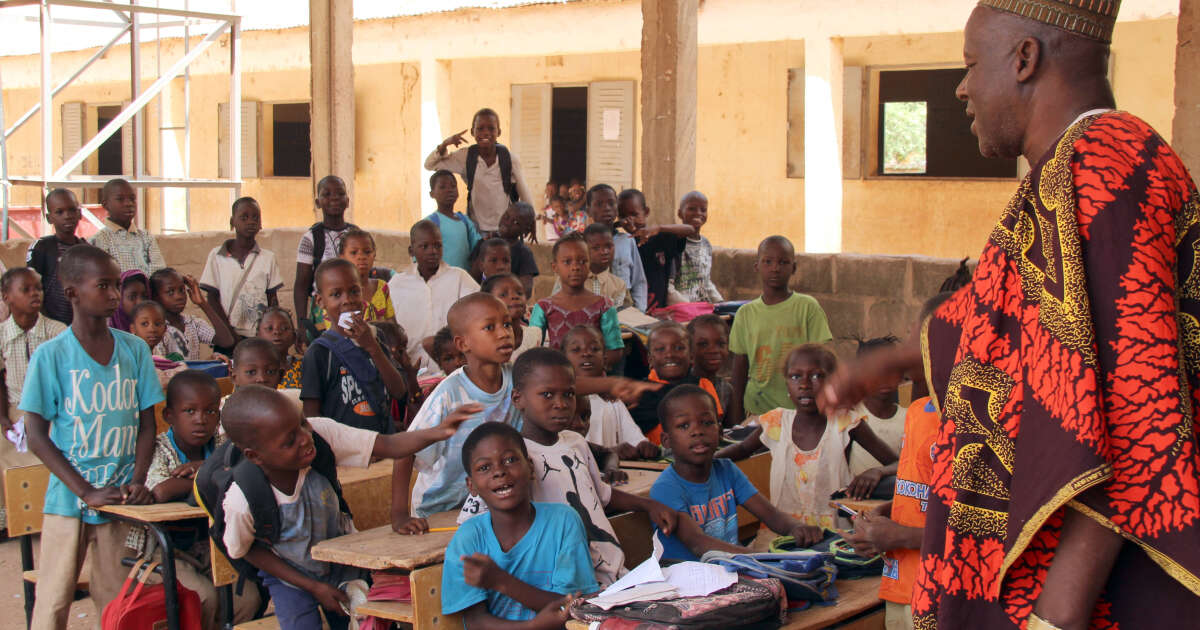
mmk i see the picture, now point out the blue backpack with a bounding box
[701,550,838,603]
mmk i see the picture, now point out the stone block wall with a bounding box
[0,228,968,354]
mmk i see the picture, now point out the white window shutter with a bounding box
[843,66,864,180]
[60,101,85,175]
[219,101,260,179]
[510,84,551,207]
[120,100,134,176]
[241,101,260,178]
[586,80,635,191]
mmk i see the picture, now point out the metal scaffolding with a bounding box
[0,0,242,240]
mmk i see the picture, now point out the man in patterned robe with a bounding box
[823,2,1200,628]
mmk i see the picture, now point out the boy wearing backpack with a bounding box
[294,175,357,346]
[301,259,410,434]
[424,108,532,235]
[208,385,478,630]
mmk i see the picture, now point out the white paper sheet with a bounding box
[661,561,738,597]
[6,417,27,452]
[598,534,665,597]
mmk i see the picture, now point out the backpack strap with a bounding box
[312,331,391,420]
[307,222,327,296]
[310,432,352,518]
[231,459,283,544]
[496,144,518,203]
[465,145,479,218]
[306,221,360,296]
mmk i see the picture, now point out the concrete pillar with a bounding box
[640,0,697,224]
[1174,0,1200,176]
[803,37,844,254]
[420,56,452,215]
[309,0,355,218]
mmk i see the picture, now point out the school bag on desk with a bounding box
[102,559,203,630]
[768,530,885,579]
[568,574,785,630]
[700,550,839,604]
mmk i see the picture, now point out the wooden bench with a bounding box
[353,564,463,628]
[4,463,91,629]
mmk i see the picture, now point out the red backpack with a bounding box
[101,559,203,630]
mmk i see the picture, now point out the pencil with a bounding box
[428,526,458,532]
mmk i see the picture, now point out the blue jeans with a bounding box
[259,572,350,630]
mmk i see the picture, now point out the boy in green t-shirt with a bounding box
[729,235,832,422]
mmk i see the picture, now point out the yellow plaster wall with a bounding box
[0,14,1178,259]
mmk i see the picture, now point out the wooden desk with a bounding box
[98,502,210,630]
[310,510,460,571]
[620,459,669,471]
[612,468,658,498]
[99,502,206,522]
[566,577,883,630]
[780,577,884,629]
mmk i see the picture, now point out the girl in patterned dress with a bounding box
[528,232,625,368]
[256,306,303,389]
[338,228,395,324]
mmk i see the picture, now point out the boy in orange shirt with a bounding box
[842,293,952,630]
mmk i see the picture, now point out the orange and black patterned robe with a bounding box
[917,112,1200,628]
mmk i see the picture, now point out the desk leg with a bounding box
[218,584,234,630]
[20,535,34,629]
[145,522,182,630]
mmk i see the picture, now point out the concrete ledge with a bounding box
[0,229,968,352]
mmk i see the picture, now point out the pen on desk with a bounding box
[428,526,459,533]
[833,502,859,517]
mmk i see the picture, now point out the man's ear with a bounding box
[659,427,672,451]
[63,284,77,302]
[511,387,523,408]
[1014,36,1042,83]
[454,333,469,355]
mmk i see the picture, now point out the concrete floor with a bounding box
[0,535,98,630]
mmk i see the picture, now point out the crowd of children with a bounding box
[1,107,942,630]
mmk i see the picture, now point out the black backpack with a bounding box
[464,144,520,216]
[193,432,351,589]
[305,221,359,295]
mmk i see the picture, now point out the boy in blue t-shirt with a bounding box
[649,385,814,561]
[23,245,164,629]
[442,421,594,627]
[426,169,481,271]
[394,293,662,533]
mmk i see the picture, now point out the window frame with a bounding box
[263,100,313,180]
[865,63,1019,182]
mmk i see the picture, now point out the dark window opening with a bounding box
[550,86,587,185]
[96,105,123,176]
[877,68,1016,178]
[272,102,311,177]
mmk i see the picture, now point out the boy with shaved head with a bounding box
[389,219,479,374]
[219,385,474,630]
[823,1,1200,628]
[394,293,664,534]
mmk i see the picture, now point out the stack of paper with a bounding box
[587,536,738,610]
